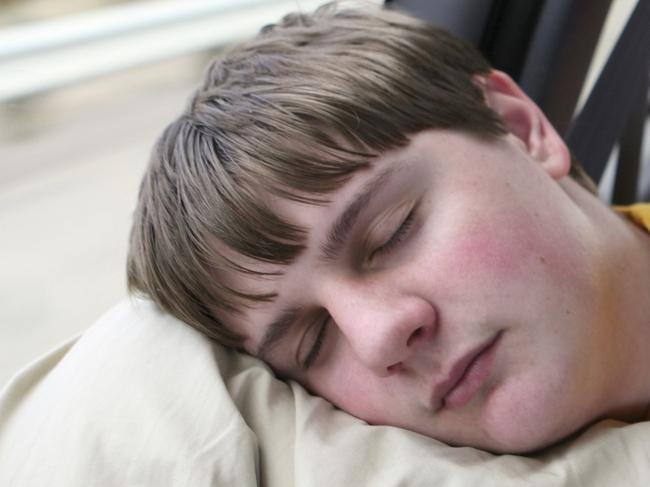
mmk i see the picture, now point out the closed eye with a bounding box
[369,207,416,260]
[302,315,330,369]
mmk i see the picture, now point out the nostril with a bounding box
[387,362,405,374]
[406,326,425,347]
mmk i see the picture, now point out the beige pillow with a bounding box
[1,299,649,486]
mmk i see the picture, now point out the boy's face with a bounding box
[223,76,617,453]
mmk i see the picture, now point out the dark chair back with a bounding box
[385,0,650,203]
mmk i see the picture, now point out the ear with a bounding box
[477,70,570,180]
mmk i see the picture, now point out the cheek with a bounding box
[436,212,542,287]
[307,356,399,425]
[432,201,587,291]
[452,230,532,279]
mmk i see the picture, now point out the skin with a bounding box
[223,71,650,454]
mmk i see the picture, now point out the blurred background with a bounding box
[0,0,379,387]
[0,0,645,387]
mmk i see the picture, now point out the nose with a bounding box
[321,278,438,376]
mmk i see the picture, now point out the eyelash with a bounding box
[303,316,329,369]
[370,208,416,259]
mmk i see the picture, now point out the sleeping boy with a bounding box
[127,1,650,454]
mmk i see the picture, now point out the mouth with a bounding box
[431,331,503,411]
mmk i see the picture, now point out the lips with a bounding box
[431,331,503,411]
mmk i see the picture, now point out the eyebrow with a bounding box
[256,165,398,360]
[320,165,397,262]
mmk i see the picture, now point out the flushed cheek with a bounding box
[438,216,541,289]
[435,206,583,295]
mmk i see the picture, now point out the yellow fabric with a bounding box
[616,203,650,232]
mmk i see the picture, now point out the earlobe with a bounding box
[476,70,571,180]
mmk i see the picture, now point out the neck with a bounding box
[598,203,650,422]
[563,181,650,422]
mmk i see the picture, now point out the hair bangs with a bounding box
[128,2,513,347]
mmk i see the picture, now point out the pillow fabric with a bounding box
[1,299,649,486]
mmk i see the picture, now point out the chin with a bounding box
[473,430,565,455]
[474,389,591,455]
